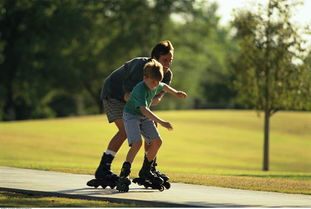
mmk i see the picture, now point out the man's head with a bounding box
[151,40,174,72]
[143,59,163,90]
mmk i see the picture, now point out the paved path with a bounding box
[0,166,310,207]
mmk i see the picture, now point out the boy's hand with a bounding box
[176,91,187,98]
[160,121,173,130]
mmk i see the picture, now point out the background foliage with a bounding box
[0,0,310,121]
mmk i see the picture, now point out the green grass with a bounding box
[0,191,139,207]
[0,110,310,195]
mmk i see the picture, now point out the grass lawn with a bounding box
[0,110,310,195]
[0,191,140,207]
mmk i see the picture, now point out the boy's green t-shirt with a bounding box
[124,81,165,116]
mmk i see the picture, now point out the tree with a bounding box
[231,0,311,171]
[0,0,199,120]
[155,1,237,110]
[0,0,94,120]
[78,0,196,113]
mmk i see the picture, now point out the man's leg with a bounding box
[107,119,127,152]
[95,119,127,178]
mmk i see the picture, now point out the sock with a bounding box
[105,150,116,157]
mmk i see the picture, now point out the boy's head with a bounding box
[151,40,174,72]
[143,59,164,90]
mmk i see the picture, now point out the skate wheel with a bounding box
[116,178,130,192]
[117,184,129,192]
[163,182,171,189]
[101,185,107,189]
[132,178,139,184]
[159,185,165,192]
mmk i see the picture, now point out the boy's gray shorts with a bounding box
[123,112,161,146]
[102,98,125,123]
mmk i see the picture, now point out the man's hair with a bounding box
[151,40,174,59]
[143,59,164,81]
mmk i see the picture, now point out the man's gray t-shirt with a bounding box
[100,57,173,102]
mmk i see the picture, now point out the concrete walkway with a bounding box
[0,166,310,207]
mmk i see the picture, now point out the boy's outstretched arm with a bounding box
[139,106,173,130]
[163,84,187,98]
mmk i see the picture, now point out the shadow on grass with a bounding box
[0,191,134,207]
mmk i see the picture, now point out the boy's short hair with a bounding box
[151,40,174,59]
[143,59,164,81]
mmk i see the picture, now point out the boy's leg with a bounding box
[141,118,162,162]
[143,120,167,179]
[126,141,142,163]
[145,138,162,162]
[117,113,142,192]
[119,161,131,178]
[149,156,169,181]
[139,138,163,185]
[117,161,132,192]
[117,141,141,190]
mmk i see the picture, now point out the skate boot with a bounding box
[151,157,171,189]
[87,152,118,189]
[133,157,164,191]
[95,152,115,178]
[116,161,131,192]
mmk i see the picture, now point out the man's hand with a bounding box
[124,92,131,101]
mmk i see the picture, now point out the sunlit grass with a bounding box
[0,110,310,194]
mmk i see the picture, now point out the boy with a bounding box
[116,59,187,192]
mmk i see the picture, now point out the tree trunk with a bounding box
[3,85,16,121]
[263,109,270,171]
[84,83,102,113]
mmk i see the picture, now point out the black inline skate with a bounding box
[116,161,132,192]
[132,157,165,191]
[151,157,171,189]
[87,152,119,189]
